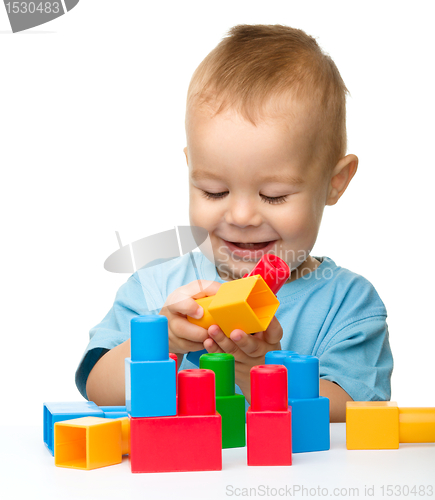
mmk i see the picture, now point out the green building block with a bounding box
[216,394,246,448]
[200,353,246,449]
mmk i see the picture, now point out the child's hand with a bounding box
[203,316,283,404]
[159,280,221,355]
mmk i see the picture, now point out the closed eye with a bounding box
[201,191,288,205]
[261,195,288,205]
[201,191,228,200]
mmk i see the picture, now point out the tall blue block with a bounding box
[125,315,176,417]
[284,354,329,453]
[284,355,319,400]
[43,401,104,455]
[288,397,330,453]
[265,351,330,453]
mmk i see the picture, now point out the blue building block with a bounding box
[285,354,320,399]
[43,401,103,455]
[266,351,330,453]
[100,406,129,419]
[288,396,330,453]
[265,350,298,364]
[125,315,176,417]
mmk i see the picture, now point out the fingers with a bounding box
[262,316,284,345]
[160,280,222,355]
[208,324,241,357]
[190,280,222,299]
[227,317,283,357]
[203,337,225,354]
[206,320,283,360]
[162,309,210,354]
[229,329,264,356]
[170,337,207,353]
[163,280,221,317]
[169,315,210,344]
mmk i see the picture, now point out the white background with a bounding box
[1,0,434,428]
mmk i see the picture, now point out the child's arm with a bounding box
[86,339,130,406]
[319,379,353,423]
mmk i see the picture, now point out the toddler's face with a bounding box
[185,101,331,281]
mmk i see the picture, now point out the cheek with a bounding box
[276,197,322,238]
[310,189,327,227]
[189,191,220,229]
[189,193,199,225]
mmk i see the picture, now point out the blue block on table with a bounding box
[100,406,129,419]
[288,396,330,453]
[43,401,104,455]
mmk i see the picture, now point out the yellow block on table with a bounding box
[346,401,400,450]
[54,416,130,470]
[399,408,435,443]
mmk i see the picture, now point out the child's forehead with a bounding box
[190,160,307,185]
[187,94,322,140]
[186,97,323,169]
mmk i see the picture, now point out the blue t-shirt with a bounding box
[75,253,393,403]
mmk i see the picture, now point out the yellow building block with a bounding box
[346,401,400,450]
[187,275,279,337]
[54,416,130,470]
[399,408,435,443]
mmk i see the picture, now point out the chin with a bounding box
[216,262,255,281]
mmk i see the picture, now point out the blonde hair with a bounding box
[186,24,349,174]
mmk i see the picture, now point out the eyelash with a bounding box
[201,191,288,205]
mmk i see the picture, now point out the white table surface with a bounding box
[2,424,434,500]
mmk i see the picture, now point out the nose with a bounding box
[224,195,262,228]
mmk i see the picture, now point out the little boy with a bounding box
[77,24,393,422]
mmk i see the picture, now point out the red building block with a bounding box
[247,365,292,466]
[169,352,178,390]
[130,369,222,473]
[169,352,178,410]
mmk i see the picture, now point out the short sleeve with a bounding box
[317,316,393,401]
[75,274,150,399]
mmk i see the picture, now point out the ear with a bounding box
[183,147,189,166]
[326,154,358,206]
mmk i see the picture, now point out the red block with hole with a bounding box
[130,369,222,473]
[247,364,292,466]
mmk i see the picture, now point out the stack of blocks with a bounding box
[266,350,330,453]
[43,315,184,471]
[199,353,246,449]
[125,315,176,418]
[127,315,222,473]
[247,365,292,466]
